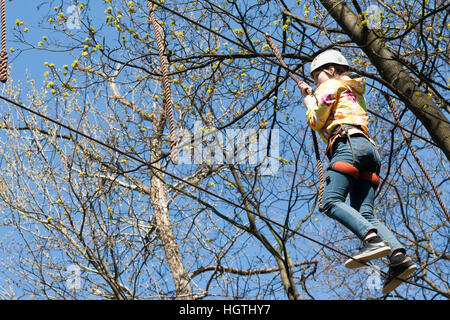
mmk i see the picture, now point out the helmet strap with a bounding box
[322,68,334,78]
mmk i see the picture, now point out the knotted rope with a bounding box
[264,34,325,212]
[148,2,178,164]
[0,0,7,83]
[383,93,449,222]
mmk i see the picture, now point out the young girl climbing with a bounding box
[298,49,417,295]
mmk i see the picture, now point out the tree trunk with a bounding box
[150,136,192,299]
[319,0,450,161]
[274,252,301,300]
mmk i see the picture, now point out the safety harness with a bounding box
[326,124,380,188]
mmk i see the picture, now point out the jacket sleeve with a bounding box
[305,80,344,131]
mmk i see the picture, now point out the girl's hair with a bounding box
[321,63,349,77]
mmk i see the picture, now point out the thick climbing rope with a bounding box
[383,93,449,222]
[264,34,325,212]
[0,0,7,83]
[147,1,178,164]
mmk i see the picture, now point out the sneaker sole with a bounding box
[344,246,391,269]
[382,264,418,295]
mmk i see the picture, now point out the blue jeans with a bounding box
[322,136,405,254]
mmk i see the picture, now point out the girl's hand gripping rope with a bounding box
[298,81,313,97]
[297,81,317,110]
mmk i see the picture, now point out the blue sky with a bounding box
[8,0,102,87]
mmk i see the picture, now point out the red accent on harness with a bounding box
[330,161,359,180]
[329,161,380,188]
[359,171,380,188]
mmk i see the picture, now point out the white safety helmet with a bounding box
[310,49,349,76]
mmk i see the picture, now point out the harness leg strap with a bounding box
[329,161,359,180]
[328,162,380,188]
[359,171,380,188]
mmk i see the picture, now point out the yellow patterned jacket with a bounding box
[305,75,374,148]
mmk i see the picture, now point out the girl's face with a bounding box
[312,67,334,86]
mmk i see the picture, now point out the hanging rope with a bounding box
[311,127,325,212]
[147,1,178,164]
[383,93,449,222]
[264,34,324,212]
[0,0,7,83]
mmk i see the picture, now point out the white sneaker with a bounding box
[345,237,391,269]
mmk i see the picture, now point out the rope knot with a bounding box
[0,49,7,83]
